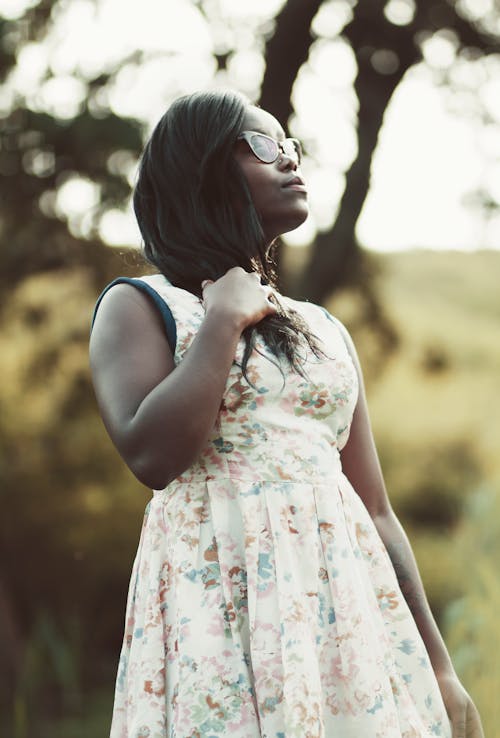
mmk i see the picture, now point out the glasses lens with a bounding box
[250,133,279,163]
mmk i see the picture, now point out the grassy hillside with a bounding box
[353,250,500,501]
[319,249,500,479]
[367,249,500,454]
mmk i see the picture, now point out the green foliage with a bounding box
[0,0,145,301]
[444,486,500,738]
[0,266,147,733]
[36,690,112,738]
[12,611,82,736]
[379,439,480,529]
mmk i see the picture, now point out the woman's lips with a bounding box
[282,176,307,193]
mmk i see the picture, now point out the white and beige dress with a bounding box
[93,274,451,738]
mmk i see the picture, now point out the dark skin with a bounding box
[90,268,277,489]
[90,105,483,738]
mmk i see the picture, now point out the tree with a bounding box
[260,0,500,305]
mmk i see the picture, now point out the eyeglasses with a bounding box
[237,131,302,165]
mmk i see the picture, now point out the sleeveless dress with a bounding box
[94,274,451,738]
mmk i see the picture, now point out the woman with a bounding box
[90,90,482,738]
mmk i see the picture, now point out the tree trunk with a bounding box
[296,5,417,303]
[259,0,322,287]
[295,73,403,300]
[259,0,323,131]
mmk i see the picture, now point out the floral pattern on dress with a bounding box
[102,275,452,738]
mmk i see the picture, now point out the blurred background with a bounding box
[0,0,499,735]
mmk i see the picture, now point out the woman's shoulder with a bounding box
[100,274,196,301]
[90,274,191,355]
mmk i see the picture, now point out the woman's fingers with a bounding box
[200,270,278,326]
[465,702,485,738]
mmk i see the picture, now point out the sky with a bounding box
[3,0,500,252]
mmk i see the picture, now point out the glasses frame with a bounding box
[237,130,302,165]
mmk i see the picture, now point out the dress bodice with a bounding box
[137,275,359,488]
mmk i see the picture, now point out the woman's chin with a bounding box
[282,208,310,235]
[264,207,309,241]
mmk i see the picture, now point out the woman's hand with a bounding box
[201,267,277,331]
[437,672,484,738]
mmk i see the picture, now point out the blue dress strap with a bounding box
[91,277,177,354]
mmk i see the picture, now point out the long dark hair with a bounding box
[133,89,324,380]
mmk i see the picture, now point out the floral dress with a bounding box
[95,274,451,738]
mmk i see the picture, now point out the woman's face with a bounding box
[233,106,309,244]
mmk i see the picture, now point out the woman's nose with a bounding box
[277,153,298,171]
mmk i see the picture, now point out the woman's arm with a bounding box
[337,321,484,738]
[89,268,275,489]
